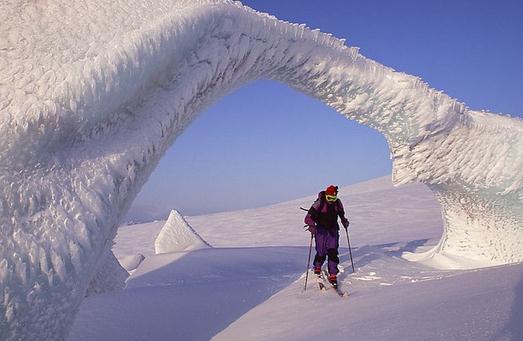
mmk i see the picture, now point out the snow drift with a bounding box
[0,0,522,339]
[118,254,145,273]
[154,210,210,253]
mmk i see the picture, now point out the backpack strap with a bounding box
[318,194,326,213]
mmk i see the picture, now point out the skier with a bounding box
[304,185,350,285]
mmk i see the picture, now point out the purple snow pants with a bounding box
[313,226,340,275]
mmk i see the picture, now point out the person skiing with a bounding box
[304,185,350,285]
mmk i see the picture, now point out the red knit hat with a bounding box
[325,185,338,195]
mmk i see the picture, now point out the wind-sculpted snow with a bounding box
[154,210,211,253]
[0,0,522,339]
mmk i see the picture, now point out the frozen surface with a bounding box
[1,0,522,339]
[85,249,128,296]
[68,177,523,341]
[154,210,210,253]
[185,176,442,248]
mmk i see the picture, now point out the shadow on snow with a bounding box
[69,238,474,341]
[68,246,306,341]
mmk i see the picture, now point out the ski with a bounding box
[312,269,349,297]
[318,281,326,291]
[320,270,349,297]
[316,272,327,291]
[330,282,349,297]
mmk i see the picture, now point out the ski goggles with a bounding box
[325,194,337,202]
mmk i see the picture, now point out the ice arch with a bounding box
[1,0,522,339]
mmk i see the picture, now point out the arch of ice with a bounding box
[1,0,522,339]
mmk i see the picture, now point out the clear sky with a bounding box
[127,0,523,221]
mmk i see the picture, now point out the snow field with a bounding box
[69,177,523,340]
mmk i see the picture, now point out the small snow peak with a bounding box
[154,210,211,254]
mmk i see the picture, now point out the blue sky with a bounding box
[127,0,523,220]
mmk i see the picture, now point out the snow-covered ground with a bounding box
[68,176,523,340]
[3,0,522,338]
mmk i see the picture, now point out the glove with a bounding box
[341,218,350,229]
[307,224,317,235]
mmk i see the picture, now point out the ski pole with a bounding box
[344,225,355,273]
[304,233,314,291]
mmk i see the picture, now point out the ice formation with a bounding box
[85,248,128,296]
[0,0,522,339]
[155,210,211,253]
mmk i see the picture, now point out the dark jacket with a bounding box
[304,191,347,230]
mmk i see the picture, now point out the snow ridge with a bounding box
[0,0,522,339]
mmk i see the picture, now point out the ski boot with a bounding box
[328,274,337,286]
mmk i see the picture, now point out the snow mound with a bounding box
[118,254,145,272]
[155,210,211,254]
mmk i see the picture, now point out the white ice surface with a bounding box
[85,249,128,296]
[67,176,523,341]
